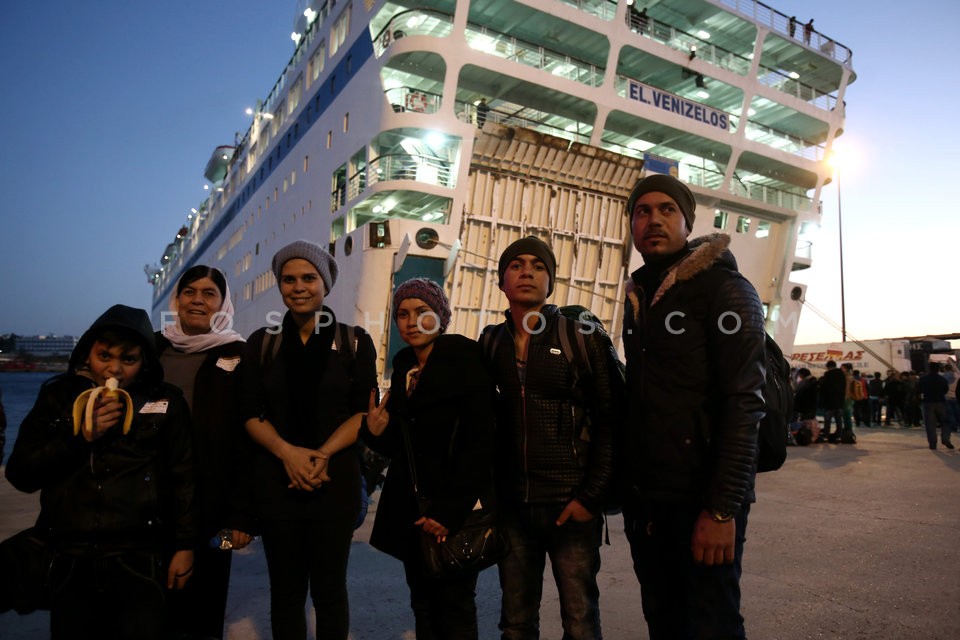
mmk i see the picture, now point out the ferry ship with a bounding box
[145,0,855,380]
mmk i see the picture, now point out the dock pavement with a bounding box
[2,426,959,639]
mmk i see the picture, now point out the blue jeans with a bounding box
[498,503,603,640]
[623,501,749,640]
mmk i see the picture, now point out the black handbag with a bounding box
[0,526,55,614]
[400,417,509,579]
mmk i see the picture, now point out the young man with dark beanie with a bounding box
[480,236,623,640]
[620,174,766,639]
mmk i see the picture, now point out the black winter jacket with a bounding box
[6,305,197,554]
[240,309,377,521]
[359,334,496,561]
[482,305,621,513]
[622,234,765,515]
[156,335,256,537]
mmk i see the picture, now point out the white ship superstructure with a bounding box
[147,0,855,379]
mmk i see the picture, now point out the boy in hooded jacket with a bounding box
[6,304,197,639]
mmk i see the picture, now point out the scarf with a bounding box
[162,278,245,353]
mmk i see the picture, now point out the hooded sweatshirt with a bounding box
[6,305,197,553]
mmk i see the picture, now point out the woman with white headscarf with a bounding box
[156,264,255,640]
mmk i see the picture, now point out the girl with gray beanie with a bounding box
[362,277,497,639]
[240,240,378,640]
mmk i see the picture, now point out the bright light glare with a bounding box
[425,132,445,148]
[697,30,711,39]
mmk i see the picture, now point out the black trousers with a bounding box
[167,543,233,639]
[50,551,166,640]
[260,517,355,640]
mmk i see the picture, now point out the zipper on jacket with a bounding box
[521,382,529,502]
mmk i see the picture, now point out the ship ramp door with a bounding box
[447,126,643,352]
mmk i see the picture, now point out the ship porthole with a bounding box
[790,286,803,301]
[344,236,354,256]
[416,228,439,249]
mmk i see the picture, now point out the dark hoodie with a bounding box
[6,304,197,554]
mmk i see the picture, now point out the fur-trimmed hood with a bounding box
[626,233,736,316]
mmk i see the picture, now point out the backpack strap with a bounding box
[333,322,357,364]
[556,315,592,378]
[259,330,283,369]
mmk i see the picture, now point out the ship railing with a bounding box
[686,164,814,213]
[385,87,442,114]
[455,99,593,145]
[332,153,455,211]
[555,0,618,21]
[464,25,605,87]
[710,0,853,65]
[742,120,825,161]
[373,9,604,88]
[626,11,838,111]
[373,10,455,57]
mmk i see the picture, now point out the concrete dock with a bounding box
[2,426,958,639]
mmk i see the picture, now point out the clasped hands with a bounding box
[282,445,332,491]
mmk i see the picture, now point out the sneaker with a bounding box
[943,442,955,450]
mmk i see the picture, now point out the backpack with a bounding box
[757,334,791,472]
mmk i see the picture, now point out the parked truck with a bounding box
[788,339,912,375]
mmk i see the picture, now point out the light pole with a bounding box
[835,161,846,342]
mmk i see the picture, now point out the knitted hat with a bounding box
[626,174,697,232]
[393,277,451,333]
[497,236,557,297]
[271,240,339,293]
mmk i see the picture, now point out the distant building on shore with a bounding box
[13,335,78,357]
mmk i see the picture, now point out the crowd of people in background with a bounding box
[790,359,960,450]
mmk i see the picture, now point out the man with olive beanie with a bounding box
[619,174,766,639]
[481,235,623,640]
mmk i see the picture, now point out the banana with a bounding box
[72,377,134,437]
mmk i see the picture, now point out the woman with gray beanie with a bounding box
[240,240,378,640]
[362,277,497,639]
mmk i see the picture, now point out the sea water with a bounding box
[0,371,57,464]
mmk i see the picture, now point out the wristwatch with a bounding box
[710,510,734,523]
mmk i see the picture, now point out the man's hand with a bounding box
[691,510,735,566]
[167,549,195,590]
[556,498,594,525]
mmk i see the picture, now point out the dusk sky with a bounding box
[0,1,956,348]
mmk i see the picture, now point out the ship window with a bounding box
[304,156,309,172]
[331,216,345,244]
[713,210,728,230]
[343,113,349,132]
[309,43,325,86]
[755,220,771,239]
[736,216,751,233]
[288,75,302,114]
[327,131,332,148]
